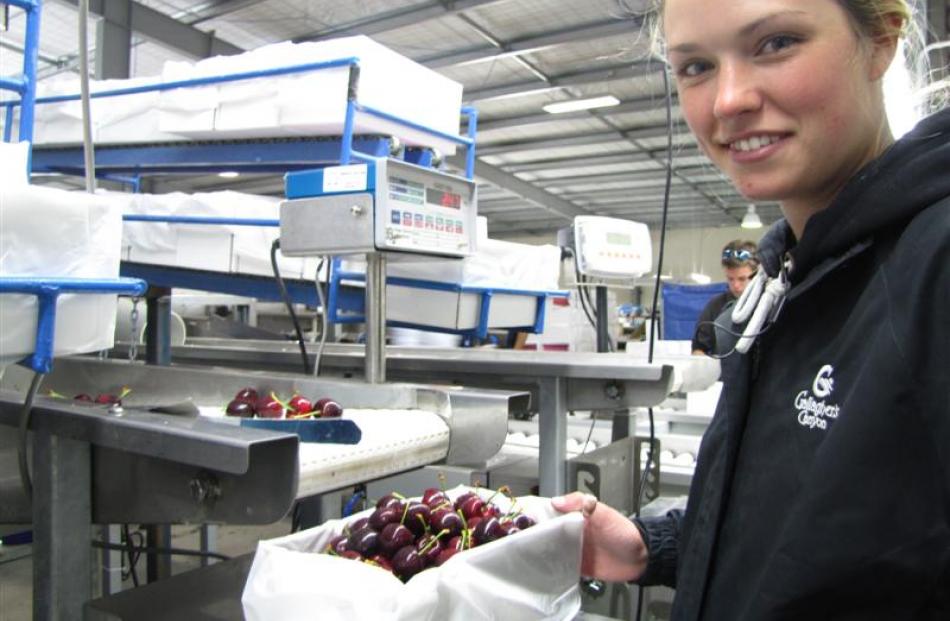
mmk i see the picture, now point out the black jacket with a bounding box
[691,291,735,355]
[636,108,950,620]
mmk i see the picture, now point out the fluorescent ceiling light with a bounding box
[543,95,620,114]
[218,171,240,178]
[741,204,762,229]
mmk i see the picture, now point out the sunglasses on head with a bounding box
[722,249,754,261]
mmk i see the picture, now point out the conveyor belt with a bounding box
[200,407,451,497]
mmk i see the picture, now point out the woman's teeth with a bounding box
[731,135,781,152]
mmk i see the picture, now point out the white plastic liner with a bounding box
[242,486,583,621]
[0,186,127,368]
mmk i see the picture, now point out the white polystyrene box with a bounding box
[0,142,30,188]
[242,486,583,621]
[0,187,127,369]
[119,190,318,279]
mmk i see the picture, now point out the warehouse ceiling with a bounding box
[10,0,943,237]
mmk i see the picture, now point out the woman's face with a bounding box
[664,0,894,210]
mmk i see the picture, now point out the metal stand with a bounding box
[537,377,568,497]
[594,285,632,441]
[364,253,386,384]
[32,431,92,621]
[144,285,174,581]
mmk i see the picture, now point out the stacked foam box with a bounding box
[0,151,128,368]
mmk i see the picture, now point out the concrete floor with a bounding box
[0,519,291,620]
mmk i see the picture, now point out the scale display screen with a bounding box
[426,188,462,209]
[606,232,632,246]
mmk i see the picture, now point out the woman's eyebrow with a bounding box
[668,10,808,54]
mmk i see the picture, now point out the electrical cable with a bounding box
[312,257,329,376]
[122,524,143,587]
[635,60,675,621]
[270,239,312,374]
[16,371,44,498]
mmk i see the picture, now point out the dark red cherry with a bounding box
[403,502,431,537]
[459,496,485,520]
[472,516,506,546]
[375,494,404,511]
[255,395,283,418]
[288,394,313,416]
[320,401,343,418]
[429,508,463,537]
[326,534,349,555]
[422,488,449,507]
[234,387,258,403]
[74,393,94,402]
[391,545,425,581]
[226,399,254,418]
[346,527,379,556]
[453,492,478,511]
[415,533,442,566]
[369,506,402,531]
[511,514,536,530]
[379,523,413,557]
[435,546,460,566]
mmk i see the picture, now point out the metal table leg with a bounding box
[537,376,568,497]
[32,430,92,621]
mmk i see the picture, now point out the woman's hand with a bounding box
[551,492,648,582]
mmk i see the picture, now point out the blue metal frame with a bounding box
[0,277,147,373]
[0,0,42,174]
[326,258,567,339]
[119,263,318,307]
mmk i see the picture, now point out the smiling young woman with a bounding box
[664,0,904,236]
[552,1,950,618]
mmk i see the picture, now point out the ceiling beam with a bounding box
[57,0,243,58]
[478,125,678,155]
[477,96,670,132]
[465,61,659,102]
[294,0,507,42]
[423,19,638,68]
[446,154,590,221]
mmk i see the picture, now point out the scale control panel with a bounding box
[280,159,477,258]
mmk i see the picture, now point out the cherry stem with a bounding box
[270,391,293,414]
[419,529,450,555]
[118,386,133,400]
[47,389,67,399]
[400,501,411,525]
[484,485,512,507]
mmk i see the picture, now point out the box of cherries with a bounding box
[242,485,584,621]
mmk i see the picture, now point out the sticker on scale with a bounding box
[322,165,368,193]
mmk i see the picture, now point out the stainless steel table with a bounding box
[169,339,675,496]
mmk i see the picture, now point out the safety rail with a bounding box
[0,276,147,373]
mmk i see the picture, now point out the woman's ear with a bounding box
[868,13,903,82]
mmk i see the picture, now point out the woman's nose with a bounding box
[713,62,762,119]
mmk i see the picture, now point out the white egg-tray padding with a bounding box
[242,485,583,621]
[296,409,450,498]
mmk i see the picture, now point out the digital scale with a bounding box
[568,215,652,279]
[280,159,478,258]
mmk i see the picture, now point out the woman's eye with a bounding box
[759,34,800,55]
[677,60,712,78]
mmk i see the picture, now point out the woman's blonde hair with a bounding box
[627,0,945,114]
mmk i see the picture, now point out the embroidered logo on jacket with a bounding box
[794,364,841,430]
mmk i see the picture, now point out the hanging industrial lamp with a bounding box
[741,204,763,229]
